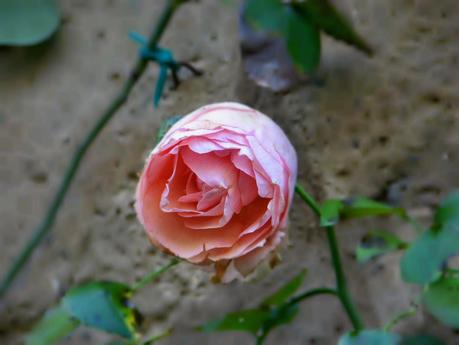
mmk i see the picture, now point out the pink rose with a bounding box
[135,102,297,282]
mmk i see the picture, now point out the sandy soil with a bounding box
[1,0,459,344]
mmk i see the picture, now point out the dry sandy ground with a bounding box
[1,0,459,344]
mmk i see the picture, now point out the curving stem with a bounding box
[295,184,364,332]
[0,0,187,298]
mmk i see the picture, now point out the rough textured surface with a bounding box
[1,0,459,344]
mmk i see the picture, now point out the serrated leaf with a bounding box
[338,330,401,345]
[294,0,371,55]
[156,115,183,144]
[0,0,60,46]
[423,276,459,328]
[433,190,459,231]
[356,230,407,263]
[341,198,405,219]
[62,281,137,339]
[320,199,343,227]
[400,335,446,345]
[201,309,269,334]
[26,305,79,345]
[400,224,459,284]
[261,270,307,307]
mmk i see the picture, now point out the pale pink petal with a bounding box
[238,172,258,206]
[181,148,237,188]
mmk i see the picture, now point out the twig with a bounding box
[0,0,185,298]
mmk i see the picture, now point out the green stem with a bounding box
[288,287,337,306]
[0,0,183,298]
[295,183,364,332]
[326,225,364,331]
[131,258,179,293]
[383,306,417,332]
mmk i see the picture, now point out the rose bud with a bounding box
[135,102,297,282]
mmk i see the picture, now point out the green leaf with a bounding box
[294,0,371,55]
[245,0,286,34]
[62,282,137,339]
[26,305,79,345]
[200,309,269,334]
[320,200,343,227]
[400,224,459,284]
[341,198,405,219]
[245,0,321,73]
[433,190,459,231]
[284,7,321,74]
[156,115,183,144]
[423,276,459,328]
[260,303,299,338]
[0,0,60,46]
[338,330,401,345]
[261,270,307,307]
[400,335,446,345]
[356,230,407,263]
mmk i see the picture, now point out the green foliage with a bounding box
[432,190,459,231]
[400,335,446,345]
[201,309,270,334]
[0,0,60,46]
[62,282,137,339]
[356,230,407,263]
[320,198,405,228]
[244,0,371,74]
[201,270,307,343]
[400,225,459,284]
[245,0,320,73]
[401,190,459,285]
[25,306,79,345]
[338,330,401,345]
[261,269,306,306]
[320,199,342,227]
[293,0,372,54]
[423,276,459,328]
[341,198,405,219]
[156,115,183,144]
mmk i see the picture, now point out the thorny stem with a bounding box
[131,258,179,293]
[0,0,185,298]
[295,183,364,332]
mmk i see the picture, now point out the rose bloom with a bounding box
[135,102,297,282]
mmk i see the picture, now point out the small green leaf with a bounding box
[157,115,183,144]
[200,309,269,334]
[261,270,307,307]
[245,0,321,73]
[26,305,79,345]
[341,198,405,219]
[423,276,459,328]
[400,224,459,284]
[294,0,371,55]
[433,190,459,231]
[356,230,407,263]
[62,281,137,339]
[320,200,343,227]
[400,335,446,345]
[284,7,321,73]
[0,0,60,46]
[260,303,299,338]
[338,330,401,345]
[245,0,286,34]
